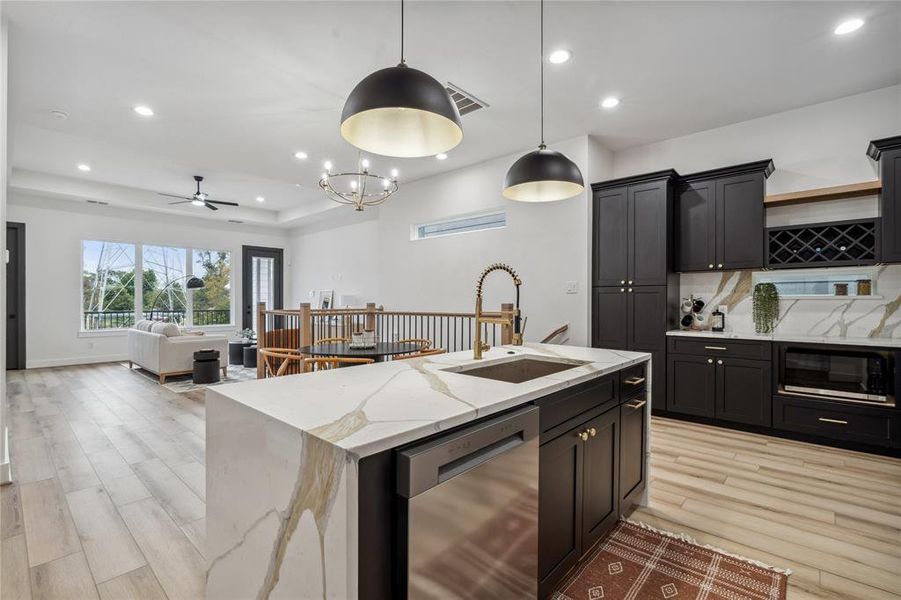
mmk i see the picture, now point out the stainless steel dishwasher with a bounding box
[397,405,539,599]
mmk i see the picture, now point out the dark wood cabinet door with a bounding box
[592,287,629,350]
[716,173,765,270]
[715,357,772,427]
[880,148,901,263]
[538,429,584,598]
[619,397,647,510]
[593,186,629,286]
[667,354,716,417]
[627,286,667,352]
[675,180,716,272]
[581,408,619,554]
[628,181,668,285]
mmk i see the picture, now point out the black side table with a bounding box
[193,349,221,384]
[229,341,250,365]
[243,345,258,369]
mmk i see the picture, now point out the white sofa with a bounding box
[127,321,229,383]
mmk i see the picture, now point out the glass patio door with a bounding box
[242,246,284,331]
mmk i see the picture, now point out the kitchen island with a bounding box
[205,343,651,599]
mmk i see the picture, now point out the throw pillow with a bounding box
[150,322,181,337]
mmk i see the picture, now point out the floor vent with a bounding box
[86,199,109,206]
[445,82,488,116]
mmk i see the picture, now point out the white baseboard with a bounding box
[1,427,11,485]
[26,354,129,369]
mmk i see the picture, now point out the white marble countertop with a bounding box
[208,343,650,458]
[666,329,899,348]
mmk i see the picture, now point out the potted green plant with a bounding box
[239,328,256,344]
[752,283,780,334]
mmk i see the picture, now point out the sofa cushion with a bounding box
[134,319,154,332]
[150,322,181,337]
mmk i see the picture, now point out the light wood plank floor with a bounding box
[3,364,900,599]
[2,364,206,600]
[634,417,901,600]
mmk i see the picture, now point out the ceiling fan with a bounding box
[159,176,239,211]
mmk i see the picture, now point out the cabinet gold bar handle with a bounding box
[626,400,647,409]
[588,427,597,437]
[704,346,727,350]
[818,417,848,425]
[624,376,646,386]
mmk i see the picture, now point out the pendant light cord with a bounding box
[539,0,545,149]
[400,0,405,65]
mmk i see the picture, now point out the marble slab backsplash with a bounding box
[679,265,901,341]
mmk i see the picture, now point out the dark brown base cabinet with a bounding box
[666,337,772,427]
[537,369,649,598]
[773,394,900,449]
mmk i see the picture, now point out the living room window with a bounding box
[82,240,137,330]
[192,249,232,325]
[81,240,234,331]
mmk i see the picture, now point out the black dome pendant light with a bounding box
[341,0,463,158]
[503,0,584,202]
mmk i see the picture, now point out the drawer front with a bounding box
[668,336,771,360]
[773,395,900,448]
[620,362,648,400]
[536,375,618,434]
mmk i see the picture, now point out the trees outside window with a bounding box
[81,241,233,330]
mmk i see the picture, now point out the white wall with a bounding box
[288,213,380,308]
[7,192,289,367]
[614,85,900,195]
[1,16,11,483]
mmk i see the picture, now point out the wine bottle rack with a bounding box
[766,218,880,268]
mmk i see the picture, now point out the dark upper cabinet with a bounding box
[667,353,716,417]
[675,179,716,271]
[715,357,772,427]
[593,186,629,286]
[629,182,671,285]
[592,287,629,350]
[868,136,901,263]
[538,426,583,597]
[592,171,676,287]
[675,160,774,272]
[580,408,620,554]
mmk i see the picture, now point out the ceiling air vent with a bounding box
[228,219,244,224]
[86,199,109,206]
[445,82,488,116]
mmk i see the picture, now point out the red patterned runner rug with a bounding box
[554,520,789,600]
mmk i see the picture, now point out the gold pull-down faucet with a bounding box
[474,263,524,359]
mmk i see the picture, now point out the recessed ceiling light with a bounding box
[548,49,572,64]
[435,153,448,160]
[294,151,308,160]
[834,18,864,35]
[77,164,91,172]
[255,196,265,203]
[600,96,620,109]
[133,105,154,117]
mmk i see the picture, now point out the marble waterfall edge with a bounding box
[205,343,651,599]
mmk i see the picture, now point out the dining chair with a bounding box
[393,348,446,361]
[303,357,375,372]
[314,336,350,345]
[259,348,305,377]
[397,338,432,350]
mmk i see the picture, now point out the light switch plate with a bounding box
[565,281,578,294]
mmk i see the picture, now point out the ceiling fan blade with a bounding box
[205,202,219,211]
[168,200,192,205]
[205,199,240,207]
[158,193,192,200]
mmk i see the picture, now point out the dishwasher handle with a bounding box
[397,405,539,498]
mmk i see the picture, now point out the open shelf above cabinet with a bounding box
[764,180,882,207]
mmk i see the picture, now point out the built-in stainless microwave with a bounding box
[778,345,895,406]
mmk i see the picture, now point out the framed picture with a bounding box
[316,290,334,310]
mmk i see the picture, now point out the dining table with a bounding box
[297,341,425,363]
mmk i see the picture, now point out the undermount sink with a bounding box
[442,355,589,384]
